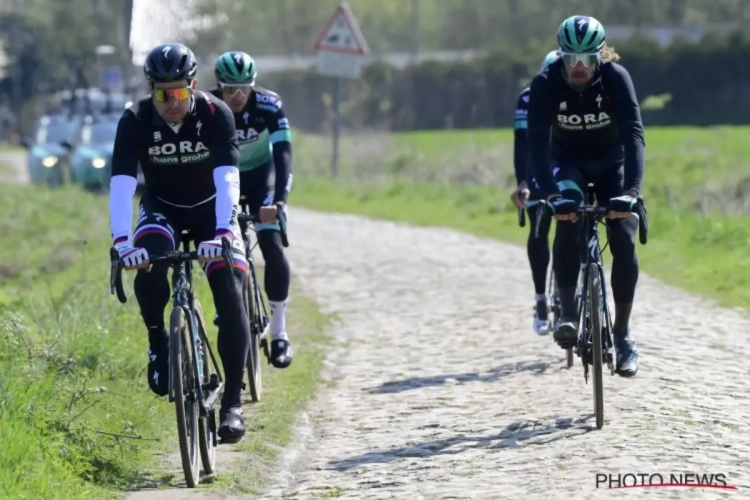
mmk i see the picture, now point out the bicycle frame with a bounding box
[166,236,224,416]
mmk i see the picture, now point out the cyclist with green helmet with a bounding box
[210,51,294,371]
[527,16,645,377]
[510,49,560,336]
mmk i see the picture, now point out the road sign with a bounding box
[314,1,369,80]
[314,2,370,179]
[101,66,122,88]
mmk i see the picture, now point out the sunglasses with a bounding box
[152,87,191,103]
[219,82,253,95]
[561,52,599,67]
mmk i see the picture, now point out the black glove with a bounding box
[546,197,578,216]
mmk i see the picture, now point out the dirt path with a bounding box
[0,150,29,184]
[259,208,749,499]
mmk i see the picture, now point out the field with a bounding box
[292,126,750,309]
[0,184,329,499]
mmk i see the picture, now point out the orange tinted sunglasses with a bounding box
[152,87,191,102]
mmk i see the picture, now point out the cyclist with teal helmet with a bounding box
[209,51,294,372]
[527,16,645,377]
[510,49,560,335]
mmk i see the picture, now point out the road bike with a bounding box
[235,198,289,402]
[109,232,235,487]
[533,184,648,429]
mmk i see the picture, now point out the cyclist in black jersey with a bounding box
[511,49,560,336]
[208,51,294,369]
[108,42,250,442]
[528,16,645,377]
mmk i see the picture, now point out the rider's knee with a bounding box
[608,217,637,260]
[257,230,285,266]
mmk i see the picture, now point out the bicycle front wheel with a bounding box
[244,266,262,403]
[193,301,217,475]
[587,263,605,430]
[169,307,200,487]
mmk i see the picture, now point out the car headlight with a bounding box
[41,156,58,168]
[91,157,107,169]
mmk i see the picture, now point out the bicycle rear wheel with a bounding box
[169,307,200,487]
[548,263,573,368]
[244,262,263,403]
[193,301,217,475]
[587,263,605,430]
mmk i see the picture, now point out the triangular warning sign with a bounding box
[314,2,370,56]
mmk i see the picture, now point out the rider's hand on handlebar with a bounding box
[259,203,281,223]
[510,182,530,210]
[607,194,637,219]
[197,231,231,265]
[547,194,579,222]
[115,242,150,270]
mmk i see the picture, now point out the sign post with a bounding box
[314,1,370,178]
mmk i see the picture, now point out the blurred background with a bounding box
[2,0,750,189]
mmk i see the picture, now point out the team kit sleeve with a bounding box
[527,75,557,197]
[513,91,529,186]
[108,110,141,246]
[210,98,241,237]
[607,64,646,195]
[263,99,293,204]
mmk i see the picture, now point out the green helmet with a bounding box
[557,16,605,53]
[214,51,257,84]
[540,50,560,71]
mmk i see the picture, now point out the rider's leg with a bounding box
[596,166,639,377]
[243,166,293,369]
[194,203,251,442]
[551,165,586,348]
[132,195,179,397]
[526,195,552,334]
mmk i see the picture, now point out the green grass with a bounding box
[291,126,750,309]
[0,184,331,499]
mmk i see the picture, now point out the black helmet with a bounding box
[143,43,198,84]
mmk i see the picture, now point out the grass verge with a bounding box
[292,126,750,309]
[0,185,172,500]
[1,184,331,499]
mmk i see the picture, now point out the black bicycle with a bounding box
[235,199,289,403]
[534,183,648,429]
[109,232,235,487]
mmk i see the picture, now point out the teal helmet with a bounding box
[214,51,257,84]
[557,16,605,53]
[540,50,560,71]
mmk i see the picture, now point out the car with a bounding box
[67,113,146,192]
[67,114,117,191]
[21,114,82,187]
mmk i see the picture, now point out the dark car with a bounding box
[22,114,82,187]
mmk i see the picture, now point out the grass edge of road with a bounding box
[0,184,174,500]
[290,178,750,311]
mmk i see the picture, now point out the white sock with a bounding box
[535,294,548,303]
[269,299,288,340]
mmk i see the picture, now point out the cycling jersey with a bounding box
[209,86,292,204]
[513,86,530,186]
[527,59,645,197]
[109,91,240,245]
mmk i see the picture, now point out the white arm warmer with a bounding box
[213,166,240,231]
[109,175,138,245]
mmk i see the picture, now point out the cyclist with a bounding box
[108,42,250,443]
[209,51,294,370]
[510,49,560,335]
[527,16,645,377]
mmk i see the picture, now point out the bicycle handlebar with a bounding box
[237,202,289,248]
[532,197,649,245]
[109,236,235,304]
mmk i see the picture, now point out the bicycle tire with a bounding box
[588,263,605,430]
[244,262,262,403]
[169,306,200,487]
[193,301,217,475]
